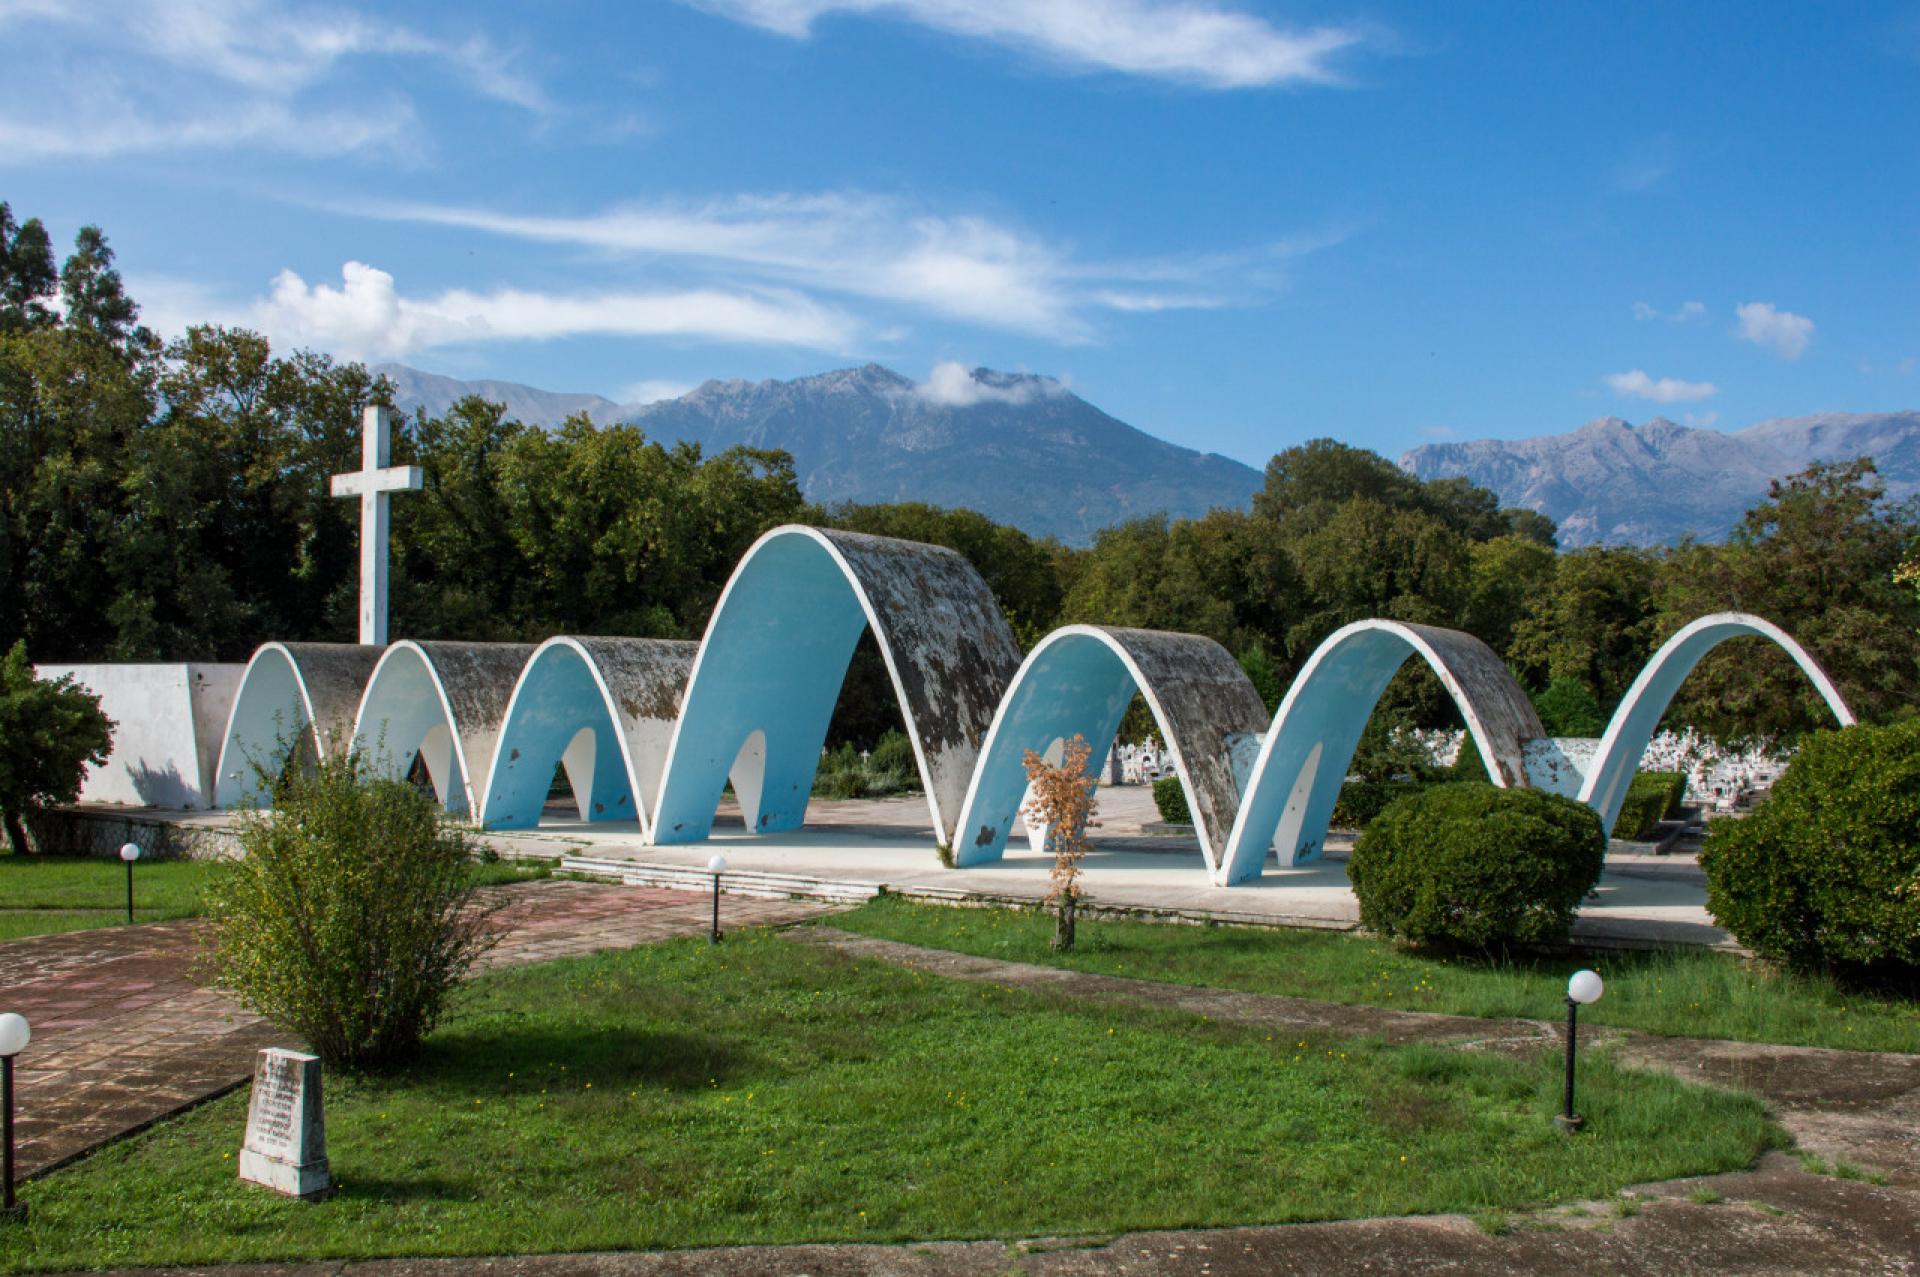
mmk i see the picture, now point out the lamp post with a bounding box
[1557,969,1604,1134]
[0,1012,29,1223]
[707,853,728,944]
[119,842,142,925]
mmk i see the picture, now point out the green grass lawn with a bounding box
[0,853,552,941]
[831,898,1920,1055]
[8,928,1779,1271]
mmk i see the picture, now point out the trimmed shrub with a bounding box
[1613,772,1691,840]
[1331,780,1429,830]
[1349,783,1607,949]
[1701,721,1920,978]
[1640,771,1689,819]
[200,751,499,1071]
[1152,775,1191,824]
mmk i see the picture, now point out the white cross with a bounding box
[330,405,422,646]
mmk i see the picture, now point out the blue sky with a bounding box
[3,0,1915,466]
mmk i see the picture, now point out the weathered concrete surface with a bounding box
[35,662,245,810]
[650,526,1020,848]
[1582,613,1856,836]
[482,637,700,832]
[1219,620,1547,883]
[351,641,537,814]
[213,643,385,808]
[951,625,1269,874]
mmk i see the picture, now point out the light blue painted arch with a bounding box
[350,640,536,816]
[213,642,382,808]
[1579,612,1855,835]
[479,636,699,833]
[648,525,1021,847]
[1216,619,1545,885]
[951,625,1269,876]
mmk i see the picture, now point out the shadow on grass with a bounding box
[410,1023,754,1094]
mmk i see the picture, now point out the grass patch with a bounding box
[7,929,1778,1271]
[831,899,1920,1054]
[0,853,551,940]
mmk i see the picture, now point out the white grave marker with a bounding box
[238,1048,332,1198]
[330,404,422,646]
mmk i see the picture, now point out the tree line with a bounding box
[5,203,1917,751]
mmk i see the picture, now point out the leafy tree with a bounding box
[0,203,57,331]
[60,225,143,347]
[1531,676,1606,737]
[1654,458,1920,740]
[1509,546,1658,707]
[0,642,114,852]
[1237,642,1285,715]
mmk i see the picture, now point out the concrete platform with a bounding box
[45,786,1733,949]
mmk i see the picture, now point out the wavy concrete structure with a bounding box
[350,641,538,816]
[479,636,700,833]
[648,526,1021,847]
[213,642,384,808]
[952,625,1269,875]
[1579,612,1855,835]
[1216,620,1546,885]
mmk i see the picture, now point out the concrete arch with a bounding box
[350,641,537,816]
[1217,620,1545,885]
[479,636,700,833]
[648,525,1021,847]
[1579,613,1855,835]
[952,625,1270,876]
[213,642,383,808]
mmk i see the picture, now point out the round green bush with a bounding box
[201,752,497,1071]
[1701,721,1920,977]
[1349,783,1606,948]
[1152,775,1191,824]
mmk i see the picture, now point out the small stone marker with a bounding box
[238,1048,332,1199]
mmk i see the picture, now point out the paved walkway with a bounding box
[2,881,837,1179]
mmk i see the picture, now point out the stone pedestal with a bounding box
[237,1048,331,1198]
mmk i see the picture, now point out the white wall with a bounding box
[34,664,244,809]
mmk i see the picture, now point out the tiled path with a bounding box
[1,881,837,1179]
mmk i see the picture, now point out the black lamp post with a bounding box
[118,842,141,925]
[1556,969,1605,1134]
[707,853,728,944]
[0,1012,29,1223]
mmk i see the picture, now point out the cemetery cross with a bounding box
[329,405,423,646]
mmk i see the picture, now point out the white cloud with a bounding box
[0,0,547,161]
[1633,299,1705,322]
[1735,301,1814,361]
[914,360,1064,406]
[140,260,859,359]
[1683,410,1720,428]
[352,191,1333,339]
[1603,369,1718,403]
[620,379,696,405]
[684,0,1367,88]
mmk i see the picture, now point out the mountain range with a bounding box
[1400,411,1920,547]
[377,362,1919,549]
[377,362,1263,545]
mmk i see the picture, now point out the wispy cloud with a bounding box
[1613,134,1678,192]
[620,379,698,405]
[0,0,548,161]
[1632,299,1705,323]
[682,0,1369,88]
[344,191,1336,340]
[135,261,858,359]
[1603,369,1718,403]
[1734,301,1814,361]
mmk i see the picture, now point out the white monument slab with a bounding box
[238,1048,332,1198]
